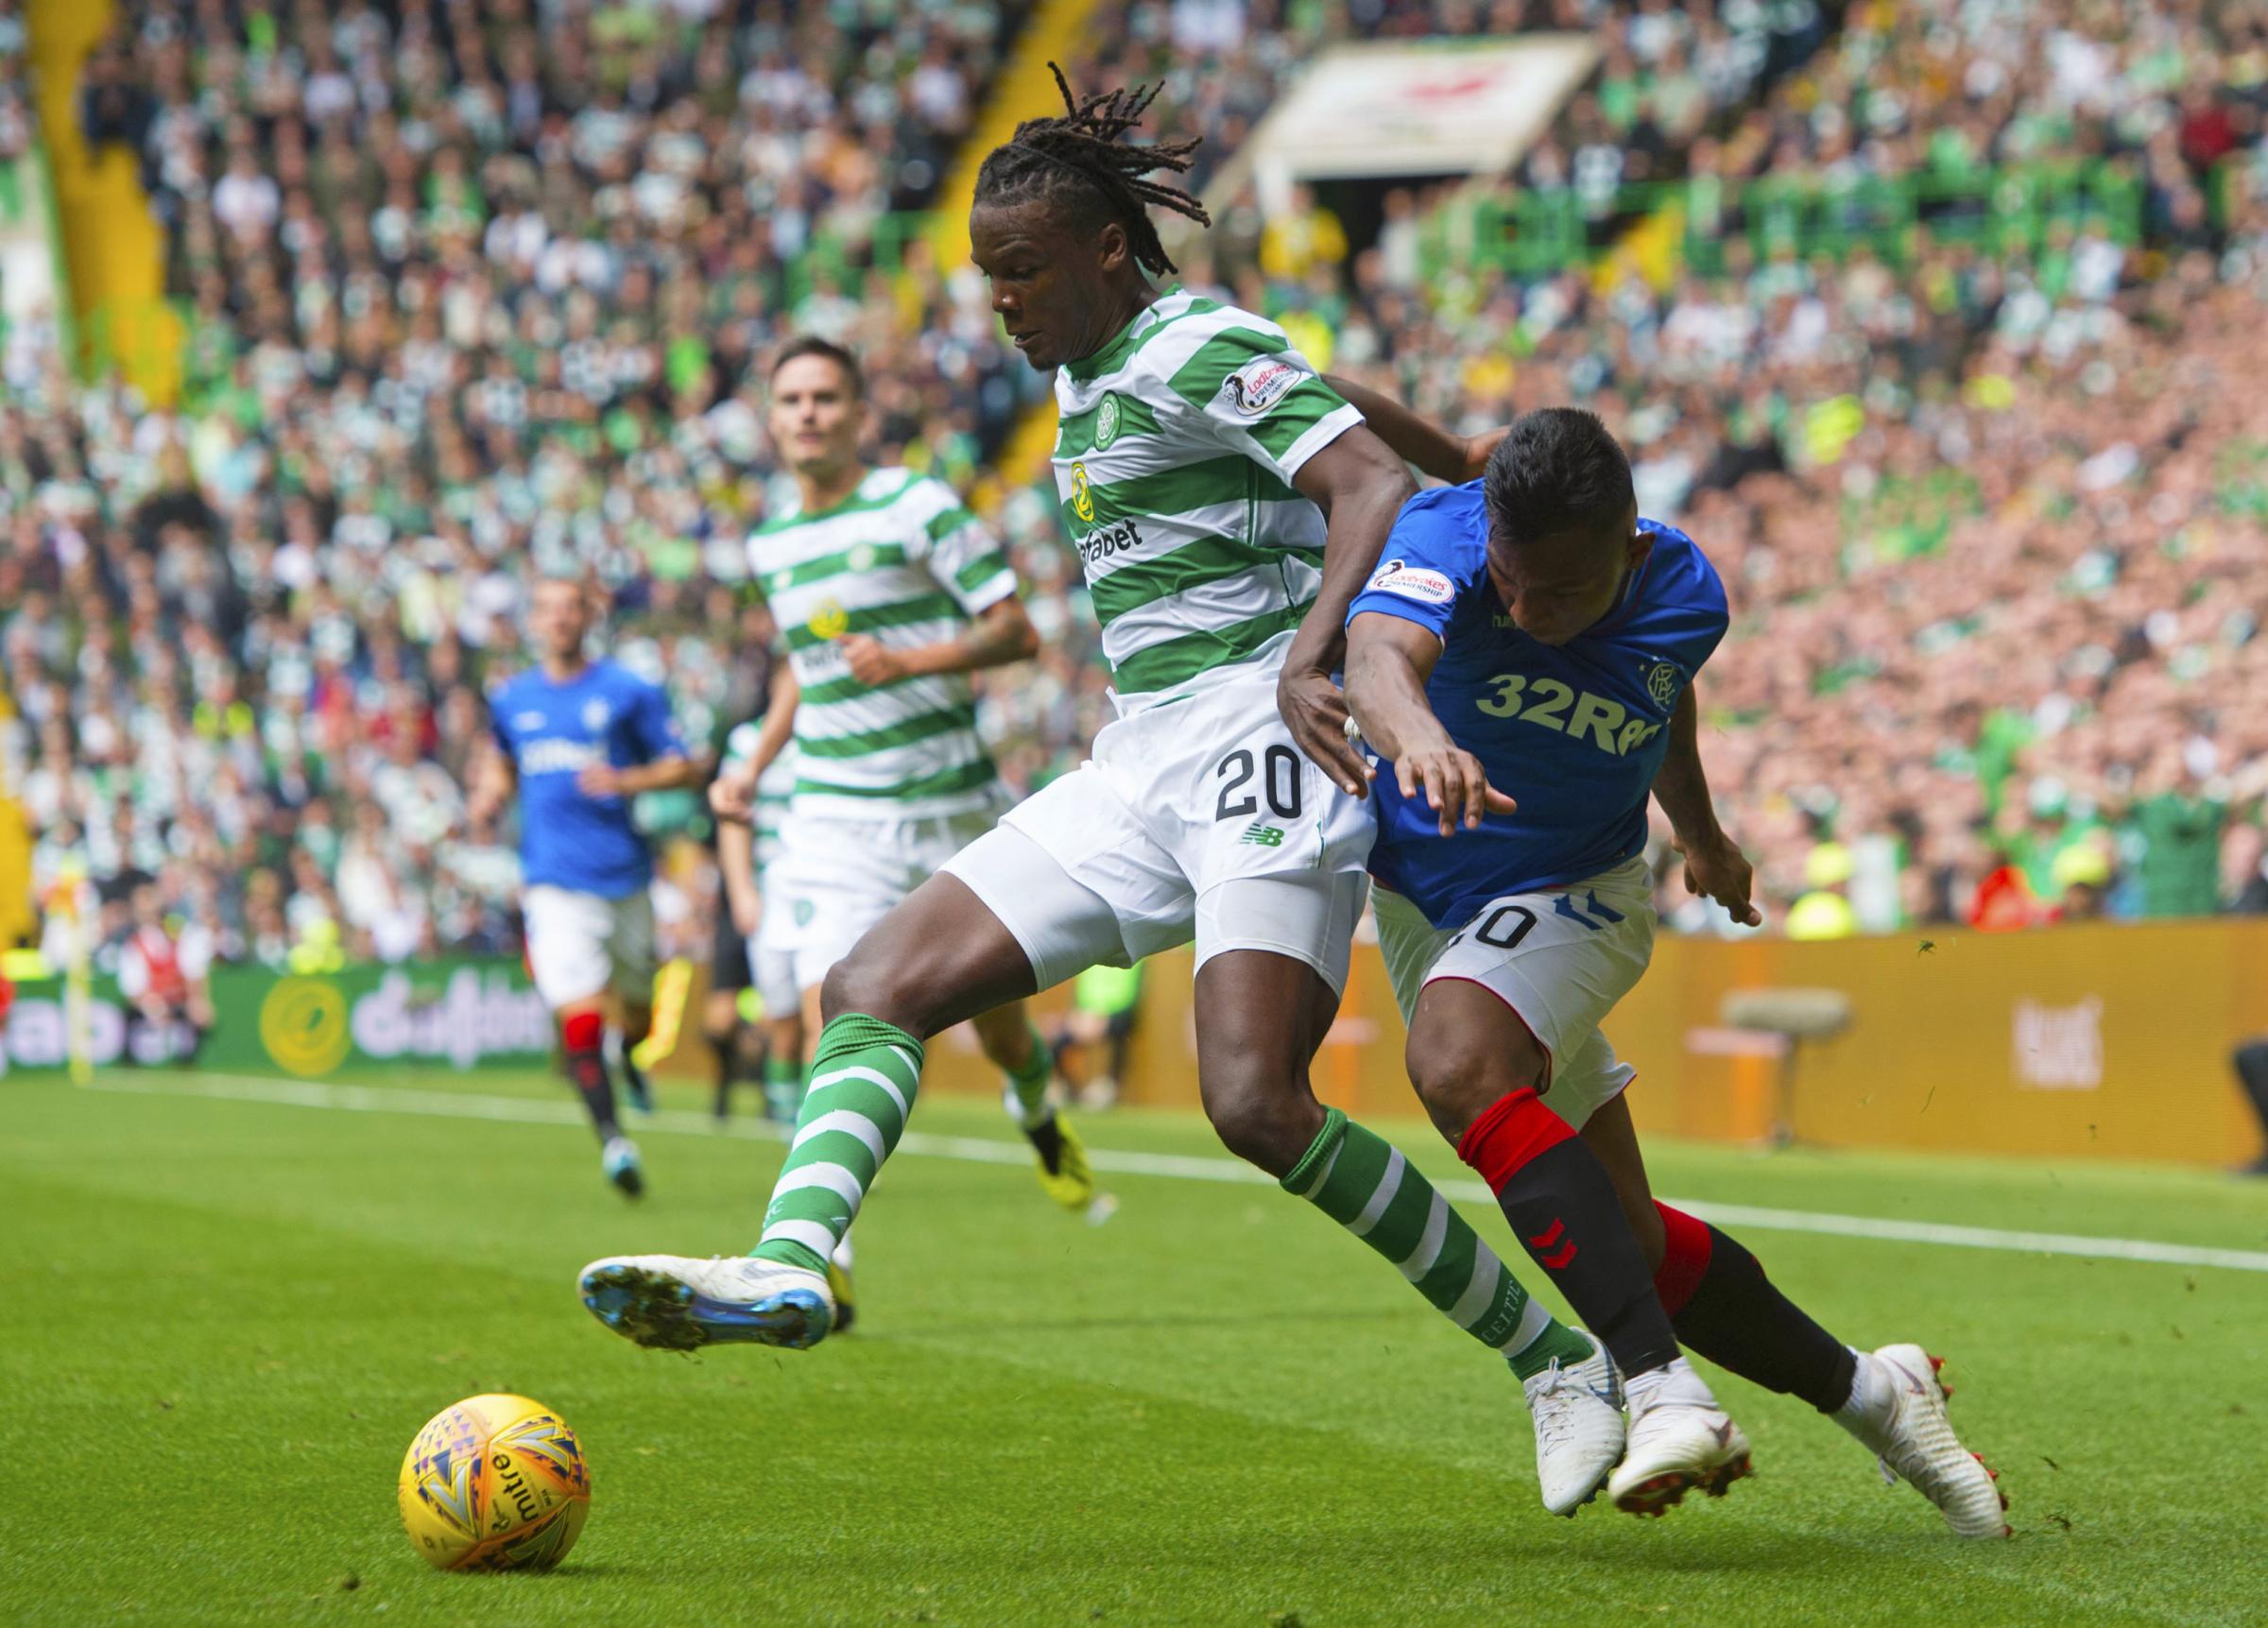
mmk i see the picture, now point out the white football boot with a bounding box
[1521,1337,1627,1517]
[1838,1345,2011,1538]
[1607,1356,1753,1516]
[577,1254,833,1352]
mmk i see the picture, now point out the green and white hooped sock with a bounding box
[1002,1022,1055,1129]
[752,1015,922,1275]
[1283,1108,1592,1380]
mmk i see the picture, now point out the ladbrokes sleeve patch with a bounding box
[1221,355,1307,415]
[1365,558,1455,604]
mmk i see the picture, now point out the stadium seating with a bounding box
[4,0,2268,978]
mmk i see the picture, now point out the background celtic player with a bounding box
[711,335,1100,1221]
[580,75,1624,1515]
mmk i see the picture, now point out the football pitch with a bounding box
[5,1066,2264,1627]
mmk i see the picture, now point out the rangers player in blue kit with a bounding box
[1337,393,2009,1534]
[474,576,701,1198]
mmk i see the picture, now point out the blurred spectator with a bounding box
[1783,843,1858,940]
[1259,183,1348,283]
[2132,764,2228,918]
[115,880,214,1062]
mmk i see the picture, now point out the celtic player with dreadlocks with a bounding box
[581,70,1636,1516]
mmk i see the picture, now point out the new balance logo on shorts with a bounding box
[1240,822,1285,848]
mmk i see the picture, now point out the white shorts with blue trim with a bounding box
[1372,856,1655,1130]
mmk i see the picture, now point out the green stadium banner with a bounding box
[1,958,553,1077]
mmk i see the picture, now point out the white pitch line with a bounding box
[77,1071,2268,1276]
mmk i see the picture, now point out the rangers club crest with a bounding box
[581,697,610,731]
[1643,660,1683,711]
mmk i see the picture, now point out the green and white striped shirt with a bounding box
[719,721,798,871]
[1051,289,1363,713]
[748,468,1014,820]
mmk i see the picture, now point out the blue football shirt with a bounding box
[489,660,688,897]
[1346,482,1729,931]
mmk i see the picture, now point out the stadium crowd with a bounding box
[7,0,1050,971]
[6,0,2268,979]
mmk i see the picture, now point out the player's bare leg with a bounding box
[579,875,1035,1351]
[971,1002,1107,1217]
[1406,977,1748,1515]
[556,995,641,1198]
[1581,1098,2009,1536]
[1198,944,1619,1517]
[1186,948,1333,1175]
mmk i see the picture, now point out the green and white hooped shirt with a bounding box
[1051,289,1363,714]
[748,468,1014,820]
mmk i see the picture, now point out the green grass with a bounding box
[4,1065,2264,1627]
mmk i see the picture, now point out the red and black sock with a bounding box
[561,1010,620,1140]
[1458,1088,1681,1378]
[1653,1202,1856,1412]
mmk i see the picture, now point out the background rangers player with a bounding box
[473,576,699,1198]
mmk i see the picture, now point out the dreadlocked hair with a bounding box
[973,62,1211,277]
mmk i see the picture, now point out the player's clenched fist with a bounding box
[1394,745,1516,836]
[839,635,906,686]
[708,760,758,822]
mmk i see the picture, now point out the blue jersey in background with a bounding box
[489,660,688,897]
[1347,482,1729,931]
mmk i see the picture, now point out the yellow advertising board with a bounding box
[906,921,2268,1171]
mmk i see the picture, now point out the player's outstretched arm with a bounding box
[838,597,1039,685]
[1653,683,1762,926]
[1282,428,1419,795]
[1345,610,1515,836]
[712,665,798,822]
[1324,373,1507,486]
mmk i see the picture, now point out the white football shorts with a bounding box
[523,884,658,1010]
[943,672,1374,993]
[765,806,1002,995]
[747,859,803,1020]
[1371,856,1656,1131]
